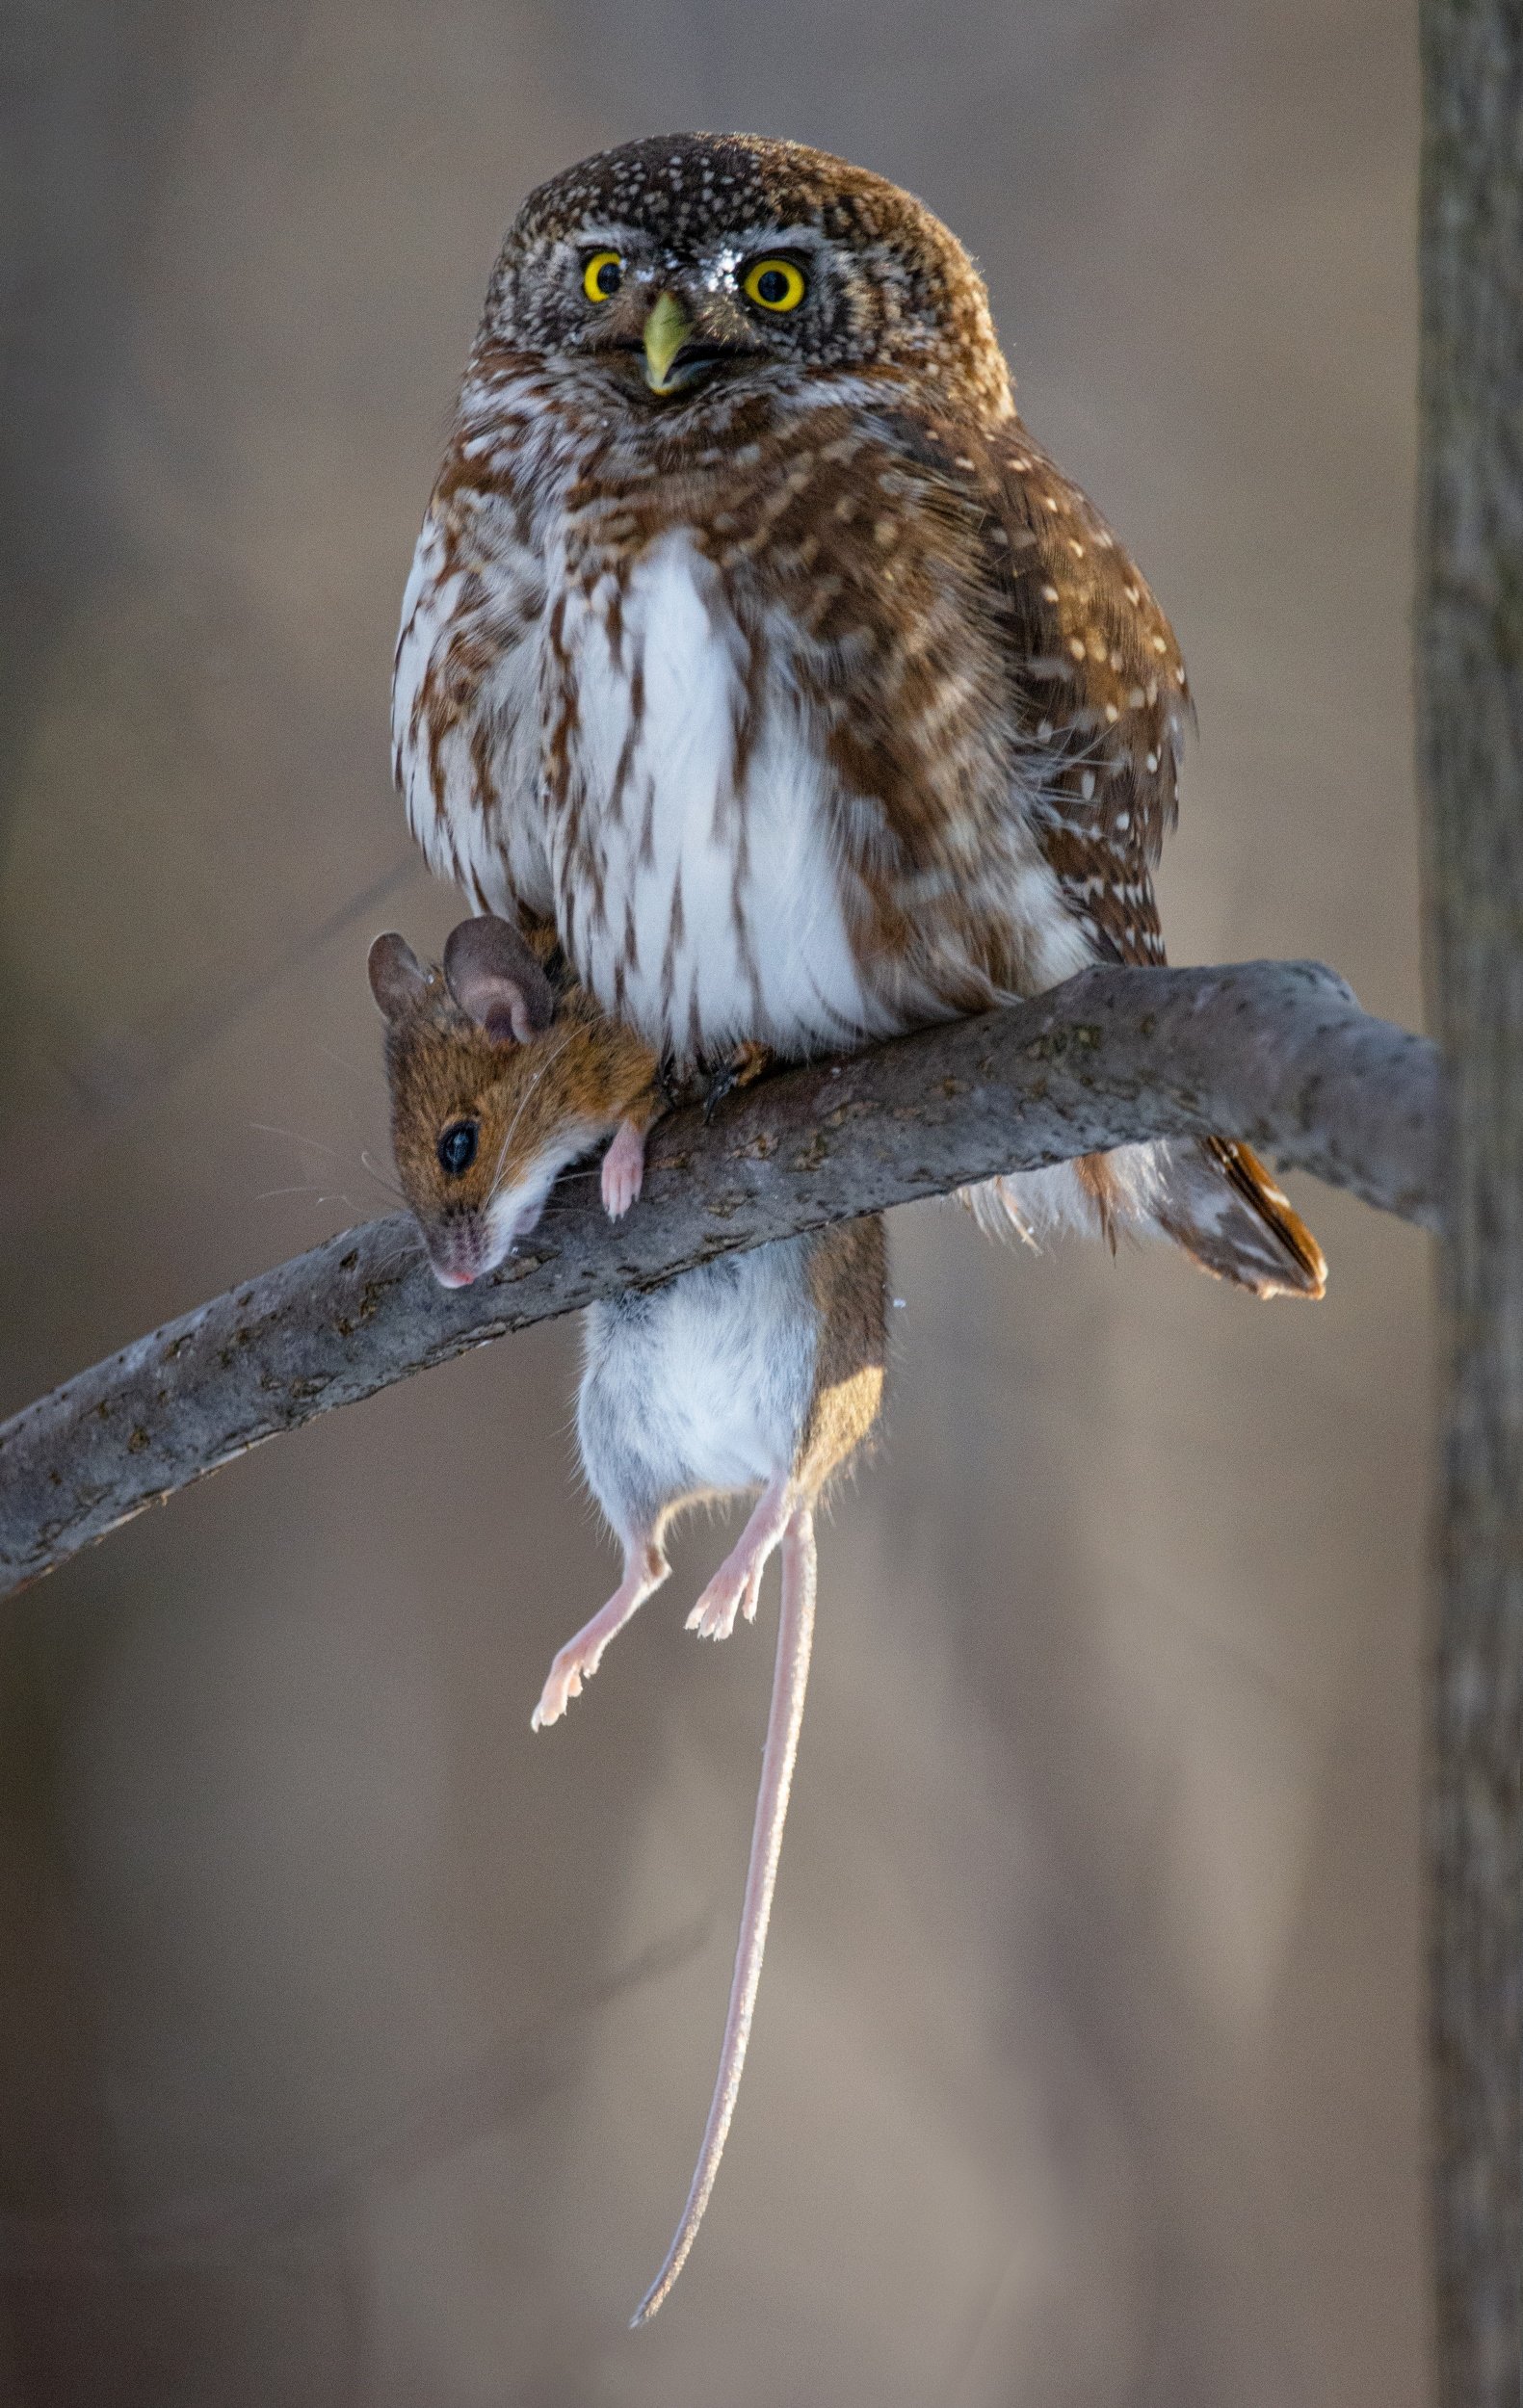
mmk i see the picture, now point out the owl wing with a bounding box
[966,420,1326,1298]
[969,421,1185,970]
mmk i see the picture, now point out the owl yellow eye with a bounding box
[742,257,807,313]
[582,250,624,303]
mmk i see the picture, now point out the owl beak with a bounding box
[642,292,695,394]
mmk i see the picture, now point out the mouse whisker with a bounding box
[318,1045,368,1080]
[249,1120,351,1162]
[255,1122,409,1217]
[359,1149,408,1206]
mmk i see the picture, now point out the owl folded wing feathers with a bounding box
[958,416,1326,1300]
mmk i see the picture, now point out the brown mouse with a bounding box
[367,913,662,1286]
[371,914,888,2322]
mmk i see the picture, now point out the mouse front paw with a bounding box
[600,1119,647,1218]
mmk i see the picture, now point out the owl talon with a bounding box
[702,1042,774,1123]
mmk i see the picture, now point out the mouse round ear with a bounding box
[367,932,432,1022]
[443,915,556,1045]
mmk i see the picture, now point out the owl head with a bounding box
[478,132,1011,421]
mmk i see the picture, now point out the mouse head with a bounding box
[369,915,600,1288]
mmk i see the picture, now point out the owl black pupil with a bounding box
[438,1120,478,1177]
[756,269,789,304]
[594,258,620,295]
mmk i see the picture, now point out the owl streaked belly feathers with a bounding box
[547,525,874,1054]
[392,131,1325,1298]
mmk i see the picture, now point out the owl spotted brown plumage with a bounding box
[393,132,1324,1296]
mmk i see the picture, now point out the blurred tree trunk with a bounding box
[1417,3,1523,2402]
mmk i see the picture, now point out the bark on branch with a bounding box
[0,956,1438,1604]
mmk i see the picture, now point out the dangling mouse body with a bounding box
[370,915,887,2322]
[569,1214,885,2321]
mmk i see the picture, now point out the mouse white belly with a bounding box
[578,1241,817,1530]
[548,530,891,1060]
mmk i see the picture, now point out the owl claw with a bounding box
[701,1041,774,1123]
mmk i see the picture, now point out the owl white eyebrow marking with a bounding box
[723,222,831,255]
[563,222,645,256]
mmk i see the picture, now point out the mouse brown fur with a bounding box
[368,913,662,1287]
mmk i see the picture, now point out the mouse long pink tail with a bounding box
[630,1504,818,2327]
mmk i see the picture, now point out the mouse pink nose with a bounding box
[433,1264,475,1289]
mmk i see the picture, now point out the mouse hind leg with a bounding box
[533,1304,687,1731]
[685,1475,796,1643]
[531,1527,670,1730]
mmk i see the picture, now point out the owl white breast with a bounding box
[546,524,897,1056]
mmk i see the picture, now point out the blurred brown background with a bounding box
[0,2,1428,2400]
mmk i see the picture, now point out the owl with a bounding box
[393,132,1324,1297]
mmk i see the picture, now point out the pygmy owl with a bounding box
[393,132,1324,1297]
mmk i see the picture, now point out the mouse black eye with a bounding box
[437,1119,479,1178]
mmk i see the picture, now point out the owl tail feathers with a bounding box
[1151,1137,1326,1299]
[963,1137,1326,1300]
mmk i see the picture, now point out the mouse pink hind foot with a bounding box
[531,1643,597,1731]
[531,1543,669,1730]
[601,1119,647,1219]
[686,1479,795,1642]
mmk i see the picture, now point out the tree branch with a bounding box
[0,957,1439,1604]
